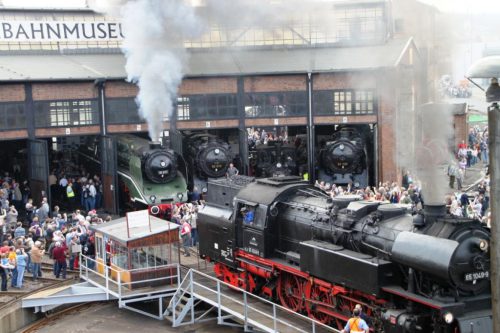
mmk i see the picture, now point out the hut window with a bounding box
[131,244,170,269]
[111,243,128,269]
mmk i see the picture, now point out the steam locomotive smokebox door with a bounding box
[300,240,395,295]
[198,205,237,268]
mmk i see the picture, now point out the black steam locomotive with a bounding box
[318,126,370,187]
[79,134,188,208]
[250,141,299,178]
[183,133,233,191]
[198,176,491,333]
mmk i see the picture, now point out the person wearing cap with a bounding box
[241,207,254,225]
[340,307,369,333]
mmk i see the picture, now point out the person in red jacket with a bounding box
[52,242,68,279]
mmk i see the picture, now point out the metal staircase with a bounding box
[165,269,339,333]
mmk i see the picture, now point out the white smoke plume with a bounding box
[91,0,202,142]
[91,0,333,141]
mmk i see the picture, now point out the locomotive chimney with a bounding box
[423,203,447,218]
[413,203,446,227]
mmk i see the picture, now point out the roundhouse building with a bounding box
[0,1,422,212]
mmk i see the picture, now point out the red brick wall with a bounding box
[244,75,306,93]
[177,119,239,129]
[377,71,398,184]
[105,81,139,98]
[454,113,467,150]
[32,83,97,100]
[0,129,28,140]
[314,115,377,125]
[245,117,307,127]
[0,84,25,102]
[313,73,376,90]
[35,126,100,138]
[179,77,237,95]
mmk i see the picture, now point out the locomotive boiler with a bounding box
[198,176,491,333]
[318,126,370,187]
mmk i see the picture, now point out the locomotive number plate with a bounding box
[464,271,489,282]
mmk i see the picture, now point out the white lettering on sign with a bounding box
[65,128,71,135]
[274,118,279,125]
[136,124,142,131]
[0,21,124,42]
[205,121,211,128]
[342,116,348,123]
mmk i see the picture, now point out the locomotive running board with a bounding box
[382,286,465,314]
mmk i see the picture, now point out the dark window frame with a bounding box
[314,89,377,116]
[34,98,99,128]
[176,93,238,121]
[105,97,143,125]
[244,91,307,118]
[0,102,26,130]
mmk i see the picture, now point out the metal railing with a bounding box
[79,254,181,301]
[170,268,339,333]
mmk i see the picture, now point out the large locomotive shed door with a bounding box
[101,136,118,215]
[28,140,49,206]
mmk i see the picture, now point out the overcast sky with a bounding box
[3,0,500,13]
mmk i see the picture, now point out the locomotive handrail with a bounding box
[186,268,339,333]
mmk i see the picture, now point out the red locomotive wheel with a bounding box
[277,272,305,312]
[304,283,333,324]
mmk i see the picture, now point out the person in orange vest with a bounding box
[340,307,369,333]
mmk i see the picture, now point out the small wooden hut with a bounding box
[91,211,179,289]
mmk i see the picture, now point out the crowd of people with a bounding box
[315,178,423,207]
[0,168,112,291]
[448,126,489,191]
[247,127,289,149]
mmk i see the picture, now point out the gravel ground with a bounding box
[32,301,242,333]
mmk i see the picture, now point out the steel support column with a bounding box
[306,72,315,183]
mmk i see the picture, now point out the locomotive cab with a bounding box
[235,201,272,258]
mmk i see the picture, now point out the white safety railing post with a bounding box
[217,280,221,324]
[172,293,176,324]
[105,265,109,299]
[79,253,82,277]
[118,269,121,299]
[243,292,248,330]
[273,303,277,332]
[190,270,194,324]
[312,320,316,333]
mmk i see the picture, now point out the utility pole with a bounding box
[488,102,500,333]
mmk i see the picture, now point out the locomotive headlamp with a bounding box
[177,192,184,200]
[443,312,454,324]
[150,205,160,215]
[150,195,157,203]
[214,148,220,155]
[160,161,166,167]
[339,144,345,151]
[202,187,208,193]
[479,239,489,252]
[276,163,282,168]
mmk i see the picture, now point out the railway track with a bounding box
[19,302,96,333]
